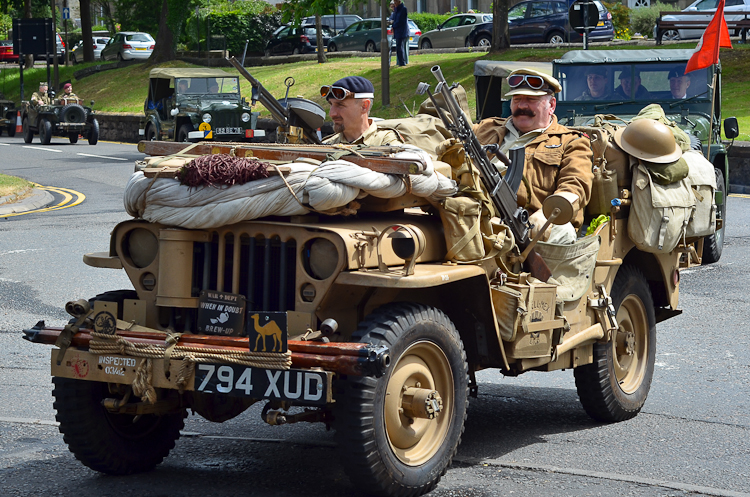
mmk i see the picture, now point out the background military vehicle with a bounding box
[139,68,265,143]
[20,92,98,145]
[0,96,16,136]
[22,63,707,496]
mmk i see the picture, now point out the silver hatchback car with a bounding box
[100,32,155,61]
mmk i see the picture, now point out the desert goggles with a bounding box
[507,74,548,90]
[320,85,374,100]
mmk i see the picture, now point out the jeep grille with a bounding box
[192,231,297,312]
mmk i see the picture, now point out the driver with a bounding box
[614,68,650,100]
[208,79,220,93]
[668,68,691,99]
[177,79,189,94]
[321,76,403,146]
[575,67,613,101]
[31,82,51,106]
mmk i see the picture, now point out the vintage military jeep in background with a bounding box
[0,95,16,137]
[23,64,706,496]
[21,93,99,145]
[139,68,265,143]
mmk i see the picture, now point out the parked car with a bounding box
[657,0,750,41]
[301,14,362,34]
[264,25,334,56]
[419,13,493,49]
[0,40,18,62]
[468,0,613,46]
[327,18,393,52]
[100,32,154,61]
[393,19,422,49]
[70,36,111,64]
[33,33,65,61]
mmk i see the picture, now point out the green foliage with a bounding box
[185,10,281,55]
[1,13,11,38]
[409,13,451,33]
[629,1,672,37]
[110,0,160,34]
[603,2,631,39]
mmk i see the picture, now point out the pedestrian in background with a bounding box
[392,0,409,66]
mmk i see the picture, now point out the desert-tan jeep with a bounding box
[23,80,703,496]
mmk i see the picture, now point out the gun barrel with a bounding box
[228,56,289,126]
[431,65,446,84]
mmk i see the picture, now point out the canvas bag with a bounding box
[683,150,717,238]
[628,163,696,254]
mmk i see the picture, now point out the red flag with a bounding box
[685,0,733,74]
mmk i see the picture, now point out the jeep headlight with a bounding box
[202,113,212,123]
[123,228,158,268]
[304,238,339,280]
[241,112,251,122]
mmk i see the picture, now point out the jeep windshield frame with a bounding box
[175,77,241,98]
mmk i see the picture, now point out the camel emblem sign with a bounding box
[248,312,288,353]
[196,291,247,336]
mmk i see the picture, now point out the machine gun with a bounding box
[228,57,324,144]
[418,65,552,282]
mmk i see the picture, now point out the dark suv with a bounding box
[468,0,614,45]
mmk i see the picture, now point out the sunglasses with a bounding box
[320,85,353,100]
[507,74,546,90]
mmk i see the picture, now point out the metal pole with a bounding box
[241,39,249,66]
[381,0,389,107]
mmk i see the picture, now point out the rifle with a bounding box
[417,65,552,282]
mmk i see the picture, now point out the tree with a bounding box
[279,0,342,64]
[79,0,94,62]
[492,0,510,51]
[148,0,191,64]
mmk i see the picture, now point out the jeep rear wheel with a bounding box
[7,122,16,137]
[39,119,52,144]
[53,377,186,475]
[145,124,157,141]
[88,119,99,145]
[574,265,656,422]
[22,117,33,143]
[334,303,468,497]
[702,167,725,264]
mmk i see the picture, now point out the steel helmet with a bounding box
[613,119,682,164]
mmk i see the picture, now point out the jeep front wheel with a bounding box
[53,377,186,474]
[145,124,157,141]
[574,265,656,422]
[334,303,469,497]
[177,124,193,142]
[39,119,52,144]
[22,117,33,143]
[702,167,725,264]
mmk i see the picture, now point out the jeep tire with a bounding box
[60,103,87,124]
[574,265,656,422]
[333,303,469,497]
[702,167,725,264]
[177,124,193,142]
[39,119,52,145]
[88,119,99,145]
[22,117,33,143]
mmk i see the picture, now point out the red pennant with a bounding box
[685,0,733,74]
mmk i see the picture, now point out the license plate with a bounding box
[135,47,147,50]
[214,127,243,134]
[194,364,330,405]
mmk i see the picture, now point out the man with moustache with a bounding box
[473,68,593,242]
[321,76,403,146]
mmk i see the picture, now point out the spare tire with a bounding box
[60,104,87,124]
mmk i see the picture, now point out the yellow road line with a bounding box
[1,186,85,217]
[729,193,750,199]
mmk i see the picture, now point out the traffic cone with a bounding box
[15,111,22,134]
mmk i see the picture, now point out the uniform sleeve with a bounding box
[556,133,594,226]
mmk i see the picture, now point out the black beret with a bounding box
[618,68,640,79]
[584,67,607,77]
[331,76,374,99]
[668,67,687,79]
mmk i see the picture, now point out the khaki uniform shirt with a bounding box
[31,91,51,106]
[323,121,403,146]
[474,115,594,229]
[61,92,78,100]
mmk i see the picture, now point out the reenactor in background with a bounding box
[61,83,78,101]
[31,82,51,106]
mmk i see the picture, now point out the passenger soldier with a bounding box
[614,68,650,100]
[61,83,78,100]
[321,76,403,146]
[31,82,51,106]
[473,68,594,243]
[575,67,613,101]
[668,68,691,99]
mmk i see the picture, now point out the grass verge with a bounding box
[0,173,33,201]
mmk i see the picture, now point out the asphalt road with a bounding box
[1,135,750,496]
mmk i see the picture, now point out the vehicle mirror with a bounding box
[542,192,576,225]
[251,87,259,105]
[90,100,95,107]
[724,117,739,139]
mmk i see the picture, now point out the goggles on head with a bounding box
[320,85,375,101]
[507,74,547,90]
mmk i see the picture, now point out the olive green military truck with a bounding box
[0,96,16,136]
[23,68,710,496]
[21,93,99,145]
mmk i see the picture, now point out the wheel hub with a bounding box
[625,332,636,356]
[401,386,443,420]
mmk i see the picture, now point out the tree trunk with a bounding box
[24,0,33,69]
[148,0,176,64]
[492,0,511,51]
[80,0,95,62]
[316,14,327,63]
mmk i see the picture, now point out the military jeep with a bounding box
[552,49,737,264]
[21,93,99,145]
[139,68,265,143]
[0,96,17,137]
[22,67,704,496]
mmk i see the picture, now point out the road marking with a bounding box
[22,145,61,153]
[0,143,9,146]
[76,152,128,161]
[453,458,750,497]
[729,193,750,198]
[0,186,84,217]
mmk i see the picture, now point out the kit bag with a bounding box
[628,163,695,254]
[683,150,717,238]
